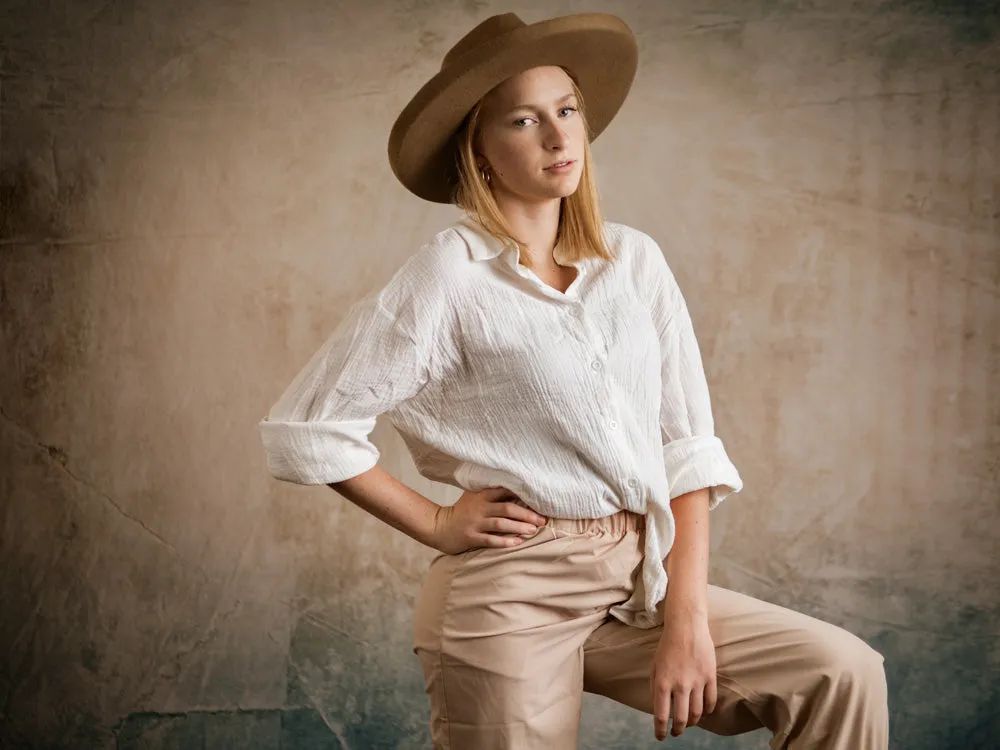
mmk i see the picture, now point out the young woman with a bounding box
[259,12,889,749]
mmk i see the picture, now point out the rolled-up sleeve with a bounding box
[645,235,743,509]
[259,253,441,485]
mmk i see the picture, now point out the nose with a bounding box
[544,119,571,150]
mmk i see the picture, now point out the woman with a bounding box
[259,12,889,749]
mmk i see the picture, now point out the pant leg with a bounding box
[582,584,889,750]
[413,511,644,750]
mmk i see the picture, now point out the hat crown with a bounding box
[441,13,526,70]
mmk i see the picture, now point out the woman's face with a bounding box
[475,66,586,205]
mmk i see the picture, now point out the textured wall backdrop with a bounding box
[1,0,998,748]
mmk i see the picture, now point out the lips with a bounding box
[545,160,575,170]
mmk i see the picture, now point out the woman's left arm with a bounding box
[640,232,742,741]
[651,487,716,741]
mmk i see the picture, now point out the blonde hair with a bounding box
[451,68,618,271]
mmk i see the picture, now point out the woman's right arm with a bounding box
[328,464,442,550]
[261,248,546,553]
[331,465,549,555]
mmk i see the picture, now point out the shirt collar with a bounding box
[453,213,515,262]
[452,212,589,271]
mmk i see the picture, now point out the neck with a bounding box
[492,194,563,268]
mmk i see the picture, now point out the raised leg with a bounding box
[582,584,889,749]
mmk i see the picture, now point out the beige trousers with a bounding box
[413,510,889,749]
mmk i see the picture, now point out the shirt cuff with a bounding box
[662,435,743,510]
[259,417,380,485]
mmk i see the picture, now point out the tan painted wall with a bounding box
[1,1,997,747]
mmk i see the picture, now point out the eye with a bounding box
[513,107,577,128]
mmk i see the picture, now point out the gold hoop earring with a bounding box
[479,166,491,184]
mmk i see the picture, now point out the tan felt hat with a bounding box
[387,12,638,204]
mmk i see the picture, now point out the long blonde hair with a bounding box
[451,68,618,271]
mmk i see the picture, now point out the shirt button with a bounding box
[608,420,618,430]
[627,478,638,488]
[591,360,602,371]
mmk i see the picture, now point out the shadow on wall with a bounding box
[117,708,343,749]
[0,154,95,242]
[888,0,1000,44]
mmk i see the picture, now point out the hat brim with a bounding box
[388,13,638,204]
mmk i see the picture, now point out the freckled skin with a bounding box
[475,66,586,206]
[473,65,587,282]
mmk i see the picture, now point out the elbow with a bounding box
[259,417,380,485]
[662,435,743,504]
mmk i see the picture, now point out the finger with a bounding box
[688,686,704,729]
[671,689,689,736]
[705,675,718,716]
[497,500,549,527]
[485,501,548,527]
[652,678,671,741]
[474,532,524,549]
[483,516,542,536]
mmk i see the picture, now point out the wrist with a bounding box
[424,503,448,551]
[664,587,709,620]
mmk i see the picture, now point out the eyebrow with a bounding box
[505,92,577,114]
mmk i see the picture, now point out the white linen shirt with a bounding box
[259,213,743,629]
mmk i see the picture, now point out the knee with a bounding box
[805,627,888,703]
